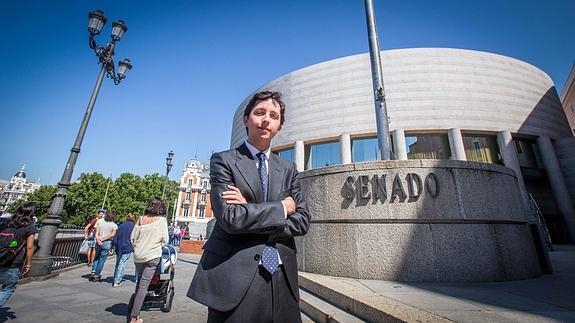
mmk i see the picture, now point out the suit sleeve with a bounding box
[210,152,287,235]
[273,163,311,239]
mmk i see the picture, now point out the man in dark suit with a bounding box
[187,91,311,322]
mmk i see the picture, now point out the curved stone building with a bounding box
[230,48,575,245]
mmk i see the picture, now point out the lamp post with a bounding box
[30,10,133,277]
[162,151,174,201]
[364,0,392,160]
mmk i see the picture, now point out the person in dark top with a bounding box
[111,213,135,287]
[0,204,38,307]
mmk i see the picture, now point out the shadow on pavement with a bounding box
[0,307,17,322]
[105,302,129,317]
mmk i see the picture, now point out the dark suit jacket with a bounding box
[187,143,311,312]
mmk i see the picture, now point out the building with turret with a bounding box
[0,166,41,213]
[173,158,213,238]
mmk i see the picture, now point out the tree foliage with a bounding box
[11,172,179,226]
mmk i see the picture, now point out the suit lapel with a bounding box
[235,143,264,203]
[268,153,284,201]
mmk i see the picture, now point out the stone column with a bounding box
[497,130,530,210]
[392,129,407,160]
[448,128,467,161]
[537,136,575,241]
[294,140,305,172]
[340,133,352,164]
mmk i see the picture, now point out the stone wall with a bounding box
[295,160,542,282]
[554,137,575,208]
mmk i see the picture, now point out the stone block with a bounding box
[430,224,504,282]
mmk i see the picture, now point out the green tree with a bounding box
[5,185,57,222]
[63,172,109,225]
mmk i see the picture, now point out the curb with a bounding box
[299,272,453,323]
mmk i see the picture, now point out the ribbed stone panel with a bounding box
[230,48,572,149]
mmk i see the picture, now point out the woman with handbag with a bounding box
[129,197,168,323]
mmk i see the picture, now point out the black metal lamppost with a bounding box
[30,10,133,277]
[162,151,174,201]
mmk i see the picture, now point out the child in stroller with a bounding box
[127,245,177,317]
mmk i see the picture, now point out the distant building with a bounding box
[560,62,575,135]
[173,158,213,238]
[0,166,41,213]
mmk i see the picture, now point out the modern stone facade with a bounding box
[230,48,575,243]
[295,160,541,282]
[561,62,575,135]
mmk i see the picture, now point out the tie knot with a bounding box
[256,152,266,162]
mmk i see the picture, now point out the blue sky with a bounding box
[1,0,574,184]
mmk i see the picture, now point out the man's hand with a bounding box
[109,249,114,255]
[281,196,296,216]
[22,265,31,276]
[222,185,247,204]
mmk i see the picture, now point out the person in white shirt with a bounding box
[129,197,168,323]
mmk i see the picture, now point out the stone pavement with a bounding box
[301,244,575,322]
[1,253,208,322]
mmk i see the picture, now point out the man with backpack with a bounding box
[0,204,38,307]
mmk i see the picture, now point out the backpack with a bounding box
[0,226,25,267]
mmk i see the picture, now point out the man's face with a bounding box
[243,98,282,148]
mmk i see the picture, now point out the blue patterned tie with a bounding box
[257,152,279,274]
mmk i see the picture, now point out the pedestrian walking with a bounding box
[173,225,181,246]
[90,212,118,282]
[179,225,185,244]
[0,204,38,307]
[111,213,135,287]
[168,224,175,246]
[84,210,105,267]
[129,197,168,323]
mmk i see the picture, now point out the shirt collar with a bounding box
[244,140,271,160]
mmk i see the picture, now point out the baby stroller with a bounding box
[127,245,177,318]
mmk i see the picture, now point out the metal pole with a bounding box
[101,175,112,210]
[364,0,392,160]
[161,174,168,200]
[30,63,107,277]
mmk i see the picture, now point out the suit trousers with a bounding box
[207,265,302,323]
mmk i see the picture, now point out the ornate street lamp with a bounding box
[162,151,174,200]
[30,10,133,277]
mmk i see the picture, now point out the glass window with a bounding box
[275,148,294,161]
[305,141,340,170]
[188,179,193,186]
[201,191,206,202]
[183,207,189,217]
[515,139,542,168]
[199,208,205,218]
[352,137,379,162]
[405,134,451,160]
[463,134,502,164]
[185,191,191,201]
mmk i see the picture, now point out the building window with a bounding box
[462,134,502,164]
[352,137,378,162]
[185,191,191,201]
[201,191,206,202]
[305,141,340,170]
[275,148,294,161]
[199,208,205,218]
[202,180,208,188]
[188,179,193,186]
[515,139,542,168]
[514,140,522,154]
[405,134,451,159]
[183,207,189,217]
